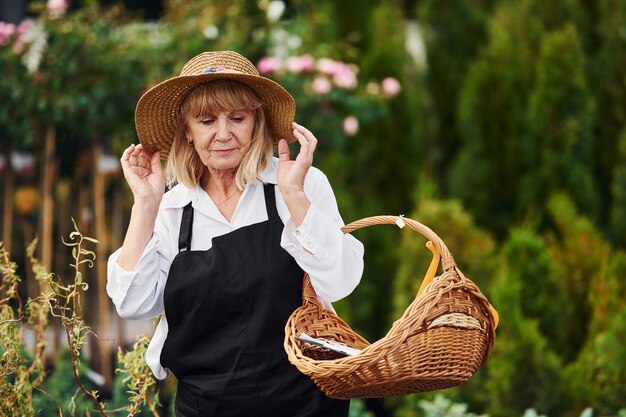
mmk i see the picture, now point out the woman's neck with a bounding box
[202,169,243,220]
[203,168,239,194]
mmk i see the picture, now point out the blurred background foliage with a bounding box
[1,0,625,416]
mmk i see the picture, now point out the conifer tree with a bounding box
[584,0,626,228]
[521,24,598,223]
[499,226,569,354]
[564,306,626,416]
[545,194,608,361]
[486,227,564,417]
[448,2,534,236]
[415,0,492,182]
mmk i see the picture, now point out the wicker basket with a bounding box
[284,215,498,399]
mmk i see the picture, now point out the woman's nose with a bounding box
[216,118,231,141]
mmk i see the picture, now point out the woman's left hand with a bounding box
[277,122,317,197]
[277,122,316,226]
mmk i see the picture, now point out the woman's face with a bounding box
[186,109,255,172]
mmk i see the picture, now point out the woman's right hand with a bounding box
[118,144,164,271]
[120,144,165,207]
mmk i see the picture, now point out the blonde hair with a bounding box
[166,80,274,189]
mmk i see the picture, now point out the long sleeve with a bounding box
[106,204,175,320]
[280,169,364,305]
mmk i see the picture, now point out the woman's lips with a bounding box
[213,148,236,156]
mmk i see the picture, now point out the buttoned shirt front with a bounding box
[106,157,364,379]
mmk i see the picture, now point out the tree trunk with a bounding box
[55,180,70,278]
[92,142,113,390]
[38,124,59,359]
[40,125,55,271]
[2,146,14,253]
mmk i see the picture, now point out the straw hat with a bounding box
[135,50,296,158]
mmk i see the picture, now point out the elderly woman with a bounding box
[107,51,364,416]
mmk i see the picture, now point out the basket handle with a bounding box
[301,215,456,307]
[301,241,440,308]
[341,215,457,271]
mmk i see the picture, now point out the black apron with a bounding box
[161,184,349,417]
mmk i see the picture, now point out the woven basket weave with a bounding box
[284,215,498,399]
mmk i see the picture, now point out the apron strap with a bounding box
[178,202,194,251]
[263,184,279,221]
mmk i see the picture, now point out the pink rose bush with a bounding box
[257,54,401,98]
[256,54,401,142]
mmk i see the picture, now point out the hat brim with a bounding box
[135,72,296,158]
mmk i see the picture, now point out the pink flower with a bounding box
[0,22,16,46]
[316,58,344,76]
[47,0,68,18]
[285,54,315,74]
[311,76,332,95]
[333,66,357,90]
[343,116,359,137]
[257,56,282,74]
[298,55,315,72]
[17,20,31,34]
[381,77,401,97]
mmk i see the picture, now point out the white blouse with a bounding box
[106,157,364,379]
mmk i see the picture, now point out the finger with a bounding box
[293,129,316,162]
[293,128,309,148]
[293,129,309,156]
[121,144,135,158]
[292,122,317,141]
[292,122,318,152]
[278,139,290,162]
[150,151,162,173]
[121,144,136,167]
[137,146,155,167]
[130,144,144,158]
